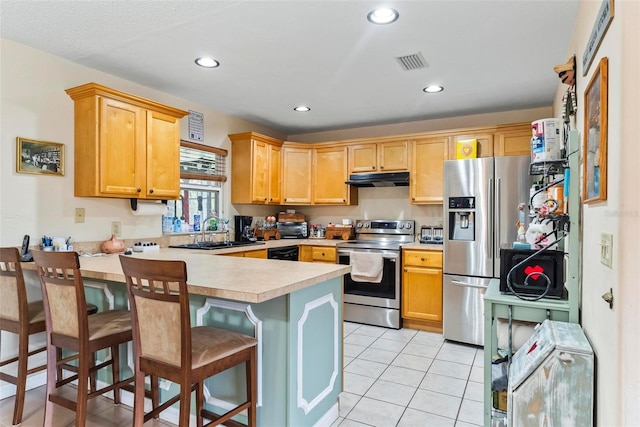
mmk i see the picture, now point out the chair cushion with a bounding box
[191,326,257,369]
[87,310,132,340]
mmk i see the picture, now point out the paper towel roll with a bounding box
[131,202,169,216]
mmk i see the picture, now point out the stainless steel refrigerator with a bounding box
[443,156,532,346]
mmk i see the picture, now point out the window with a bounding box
[163,141,228,233]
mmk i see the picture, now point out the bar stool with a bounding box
[0,247,99,425]
[119,255,257,426]
[32,250,134,426]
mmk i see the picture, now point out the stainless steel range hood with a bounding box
[345,172,410,187]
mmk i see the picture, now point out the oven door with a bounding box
[338,248,400,309]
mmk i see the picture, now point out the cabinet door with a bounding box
[379,140,408,172]
[244,249,268,259]
[348,143,377,173]
[410,137,448,204]
[449,133,495,159]
[267,143,282,204]
[299,246,313,262]
[494,128,532,157]
[402,266,443,321]
[146,110,181,199]
[311,247,336,263]
[252,139,270,203]
[313,146,350,204]
[282,147,312,204]
[99,97,146,196]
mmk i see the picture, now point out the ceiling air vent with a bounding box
[395,52,428,71]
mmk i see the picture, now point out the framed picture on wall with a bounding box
[583,57,608,204]
[16,137,65,176]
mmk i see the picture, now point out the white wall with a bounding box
[0,38,284,247]
[552,1,639,425]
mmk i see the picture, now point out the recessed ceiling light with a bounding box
[423,85,444,93]
[294,106,311,112]
[195,57,220,68]
[367,8,399,25]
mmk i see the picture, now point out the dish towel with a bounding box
[350,252,384,283]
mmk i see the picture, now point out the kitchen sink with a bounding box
[168,241,265,250]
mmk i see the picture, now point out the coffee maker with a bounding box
[234,216,254,242]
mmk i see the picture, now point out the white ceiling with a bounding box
[0,0,579,135]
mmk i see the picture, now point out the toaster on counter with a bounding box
[420,226,444,244]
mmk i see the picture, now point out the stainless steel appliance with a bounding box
[267,245,299,261]
[337,219,415,329]
[419,226,444,244]
[276,221,308,239]
[443,156,532,346]
[234,215,253,242]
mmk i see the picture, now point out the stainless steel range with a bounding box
[337,219,415,329]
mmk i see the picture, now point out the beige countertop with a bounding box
[25,248,350,304]
[401,242,444,251]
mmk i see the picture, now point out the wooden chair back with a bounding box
[0,247,28,327]
[31,251,90,344]
[119,256,191,370]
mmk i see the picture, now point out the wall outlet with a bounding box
[600,232,613,268]
[111,221,122,237]
[75,208,85,223]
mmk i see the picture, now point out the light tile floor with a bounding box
[333,322,484,427]
[1,322,484,427]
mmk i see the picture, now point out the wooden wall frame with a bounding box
[583,57,608,204]
[16,137,65,176]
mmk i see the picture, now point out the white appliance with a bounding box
[508,320,593,426]
[443,156,532,345]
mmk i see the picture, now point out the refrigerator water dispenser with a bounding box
[448,197,475,241]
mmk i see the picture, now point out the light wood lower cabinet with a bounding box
[299,246,337,263]
[402,249,443,332]
[221,249,268,258]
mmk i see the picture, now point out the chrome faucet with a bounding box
[200,214,230,244]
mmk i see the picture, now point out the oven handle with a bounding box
[337,249,398,260]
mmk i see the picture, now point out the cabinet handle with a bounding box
[137,188,142,193]
[371,166,375,169]
[421,257,425,261]
[149,189,154,194]
[380,165,384,169]
[412,197,415,201]
[343,199,346,202]
[404,268,407,272]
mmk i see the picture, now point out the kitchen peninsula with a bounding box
[31,250,349,426]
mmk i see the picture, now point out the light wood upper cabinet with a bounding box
[349,143,377,173]
[348,140,408,173]
[282,144,312,205]
[313,146,356,205]
[379,140,409,171]
[410,137,449,204]
[66,83,187,199]
[229,132,283,204]
[494,125,532,157]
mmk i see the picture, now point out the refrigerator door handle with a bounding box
[488,178,494,258]
[495,177,501,259]
[450,280,489,290]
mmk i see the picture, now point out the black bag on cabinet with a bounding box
[499,248,566,298]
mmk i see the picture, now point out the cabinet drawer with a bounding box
[403,250,442,268]
[312,247,336,262]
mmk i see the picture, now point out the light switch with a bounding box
[600,232,613,268]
